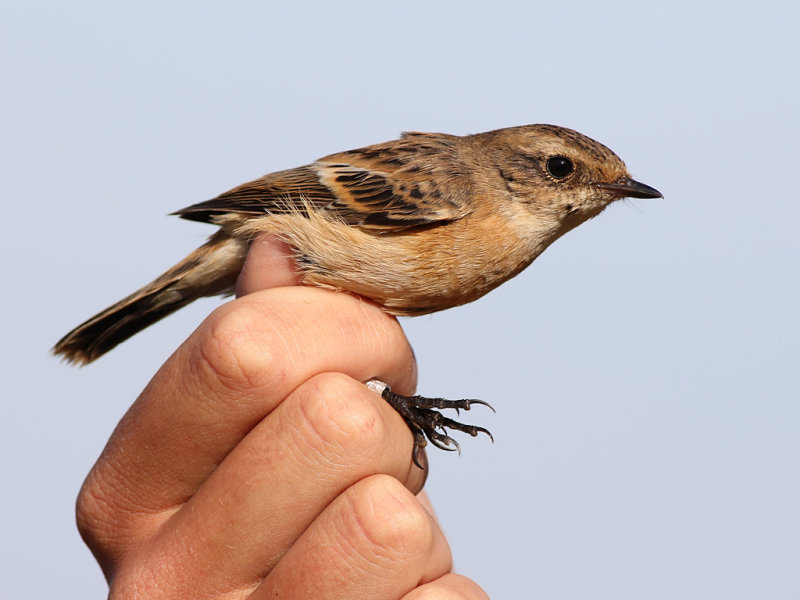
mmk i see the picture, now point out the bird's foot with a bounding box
[365,380,494,469]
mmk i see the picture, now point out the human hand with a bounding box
[76,235,488,598]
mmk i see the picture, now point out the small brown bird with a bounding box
[54,124,661,462]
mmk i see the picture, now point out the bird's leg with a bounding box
[365,379,494,469]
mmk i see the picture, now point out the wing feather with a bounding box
[173,132,474,231]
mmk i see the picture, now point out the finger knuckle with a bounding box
[297,373,386,463]
[76,468,136,564]
[191,300,286,399]
[75,474,109,547]
[345,475,433,560]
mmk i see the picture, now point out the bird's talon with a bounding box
[379,385,492,465]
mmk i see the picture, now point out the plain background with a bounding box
[2,1,798,598]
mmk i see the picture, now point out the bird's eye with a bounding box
[546,156,574,179]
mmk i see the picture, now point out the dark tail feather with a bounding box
[53,231,248,365]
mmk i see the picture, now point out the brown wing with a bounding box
[173,132,474,231]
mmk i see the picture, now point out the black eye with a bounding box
[546,156,574,179]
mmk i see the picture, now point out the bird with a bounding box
[53,124,662,464]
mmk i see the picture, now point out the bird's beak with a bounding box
[596,177,663,199]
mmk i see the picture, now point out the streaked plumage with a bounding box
[54,124,661,365]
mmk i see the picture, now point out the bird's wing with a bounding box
[173,132,473,231]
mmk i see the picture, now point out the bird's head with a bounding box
[473,124,662,229]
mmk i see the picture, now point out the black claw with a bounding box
[473,399,496,413]
[379,386,493,468]
[430,431,460,453]
[411,431,428,469]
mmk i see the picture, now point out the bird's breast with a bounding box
[237,206,545,316]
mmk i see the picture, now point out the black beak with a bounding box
[596,177,663,199]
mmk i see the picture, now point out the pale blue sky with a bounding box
[2,1,799,598]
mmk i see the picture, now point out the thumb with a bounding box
[235,235,302,297]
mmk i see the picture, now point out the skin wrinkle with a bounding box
[295,375,384,471]
[191,302,288,402]
[140,492,256,598]
[83,417,195,532]
[333,489,406,581]
[340,478,437,580]
[179,292,379,422]
[254,478,437,597]
[281,395,329,481]
[77,470,149,573]
[288,375,419,490]
[229,290,413,398]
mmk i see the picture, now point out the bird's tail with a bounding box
[53,231,248,365]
